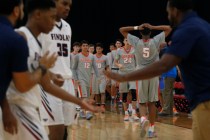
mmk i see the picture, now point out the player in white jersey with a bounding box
[114,38,139,121]
[4,1,101,140]
[92,43,109,112]
[38,0,76,139]
[117,23,171,138]
[72,40,100,120]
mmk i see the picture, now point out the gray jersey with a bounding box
[115,47,136,73]
[127,32,165,68]
[94,54,109,76]
[70,52,77,69]
[110,50,118,68]
[72,53,99,86]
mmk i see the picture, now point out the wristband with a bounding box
[134,26,139,30]
[38,65,47,76]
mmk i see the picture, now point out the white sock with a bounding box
[125,111,129,115]
[149,125,155,132]
[132,109,136,115]
[141,116,146,123]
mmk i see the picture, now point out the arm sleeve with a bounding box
[127,33,140,49]
[11,36,29,72]
[72,55,79,80]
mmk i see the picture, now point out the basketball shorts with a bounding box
[39,79,76,126]
[138,77,159,103]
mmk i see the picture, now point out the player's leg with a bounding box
[138,80,150,138]
[119,82,129,121]
[129,81,139,121]
[100,77,107,113]
[39,86,65,140]
[4,105,49,140]
[147,77,159,138]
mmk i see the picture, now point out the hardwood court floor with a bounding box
[67,111,193,140]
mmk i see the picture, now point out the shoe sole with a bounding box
[140,120,149,138]
[86,115,93,120]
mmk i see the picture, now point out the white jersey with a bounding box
[6,27,41,108]
[38,19,72,79]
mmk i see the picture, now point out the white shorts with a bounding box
[4,105,48,140]
[39,79,76,126]
[0,108,4,140]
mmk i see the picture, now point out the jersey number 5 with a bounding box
[143,48,150,58]
[57,43,68,57]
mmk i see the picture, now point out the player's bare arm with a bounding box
[104,54,182,82]
[143,23,172,37]
[119,24,145,38]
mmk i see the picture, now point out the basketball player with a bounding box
[37,0,78,139]
[114,38,139,121]
[88,44,95,54]
[5,1,100,140]
[92,43,109,112]
[105,43,116,98]
[109,40,123,111]
[106,23,171,138]
[0,0,57,136]
[72,40,100,120]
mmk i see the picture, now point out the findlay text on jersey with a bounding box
[51,33,71,41]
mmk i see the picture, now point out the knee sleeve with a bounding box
[130,89,137,101]
[122,93,128,103]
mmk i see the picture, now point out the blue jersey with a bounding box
[0,16,29,101]
[166,11,210,110]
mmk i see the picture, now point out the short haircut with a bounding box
[140,27,151,36]
[168,0,194,11]
[26,0,56,14]
[115,39,123,44]
[89,44,95,47]
[95,43,104,49]
[73,42,81,47]
[0,0,22,15]
[110,43,116,47]
[81,40,89,45]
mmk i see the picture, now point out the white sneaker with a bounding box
[140,119,149,138]
[132,114,139,121]
[124,114,129,121]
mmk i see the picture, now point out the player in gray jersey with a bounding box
[92,43,109,112]
[117,23,171,138]
[115,38,139,121]
[109,40,123,111]
[72,40,100,120]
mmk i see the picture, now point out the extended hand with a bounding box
[39,51,58,69]
[103,69,125,82]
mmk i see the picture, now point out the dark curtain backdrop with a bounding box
[67,0,209,53]
[19,0,210,53]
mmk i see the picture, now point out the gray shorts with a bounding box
[111,69,119,85]
[138,77,159,103]
[78,80,90,98]
[119,81,136,93]
[92,75,106,94]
